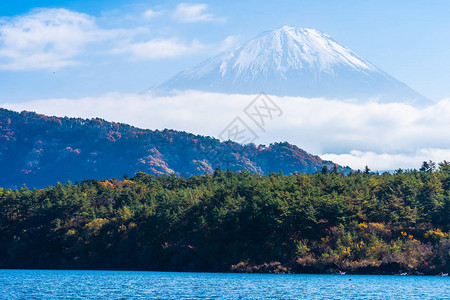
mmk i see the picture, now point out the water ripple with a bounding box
[0,270,448,299]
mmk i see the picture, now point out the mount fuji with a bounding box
[152,26,431,106]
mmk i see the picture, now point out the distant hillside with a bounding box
[0,108,349,188]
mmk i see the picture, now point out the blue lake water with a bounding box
[0,270,448,299]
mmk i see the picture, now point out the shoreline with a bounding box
[0,267,447,276]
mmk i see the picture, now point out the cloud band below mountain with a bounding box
[4,91,450,171]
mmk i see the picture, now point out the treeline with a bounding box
[0,163,449,274]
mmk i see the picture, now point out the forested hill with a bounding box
[0,170,448,274]
[0,108,349,188]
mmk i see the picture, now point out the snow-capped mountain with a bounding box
[152,26,431,106]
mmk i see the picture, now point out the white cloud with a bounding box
[111,34,237,60]
[143,9,161,20]
[0,7,224,69]
[0,8,117,70]
[219,35,241,52]
[321,149,450,171]
[172,3,225,23]
[4,92,450,171]
[112,38,205,60]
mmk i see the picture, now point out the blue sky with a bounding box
[1,0,450,102]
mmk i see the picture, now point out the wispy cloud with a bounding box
[172,3,226,23]
[112,38,205,60]
[322,149,450,171]
[0,8,121,70]
[111,34,238,60]
[4,91,450,171]
[0,7,228,70]
[143,9,161,20]
[219,35,241,52]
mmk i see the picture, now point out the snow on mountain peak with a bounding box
[152,26,431,107]
[230,25,377,77]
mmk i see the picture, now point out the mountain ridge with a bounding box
[0,108,350,188]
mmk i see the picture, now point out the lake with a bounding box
[0,270,448,299]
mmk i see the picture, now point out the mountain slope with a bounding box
[0,108,349,188]
[153,26,431,106]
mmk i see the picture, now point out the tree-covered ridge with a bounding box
[0,167,448,274]
[0,108,348,188]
